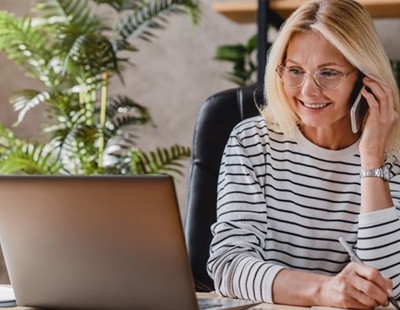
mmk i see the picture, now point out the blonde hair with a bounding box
[262,0,400,154]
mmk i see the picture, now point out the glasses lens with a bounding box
[314,70,343,90]
[277,66,346,90]
[277,66,304,88]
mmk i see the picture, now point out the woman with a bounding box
[207,0,400,308]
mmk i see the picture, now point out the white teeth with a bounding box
[302,102,329,109]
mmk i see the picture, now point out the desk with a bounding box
[197,293,397,310]
[1,292,282,310]
[213,0,400,23]
[1,289,397,309]
[0,289,281,310]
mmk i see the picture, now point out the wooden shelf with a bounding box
[212,1,257,23]
[213,0,400,24]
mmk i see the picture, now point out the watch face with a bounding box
[383,166,391,181]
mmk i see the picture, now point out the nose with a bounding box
[301,75,321,97]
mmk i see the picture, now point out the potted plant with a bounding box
[0,0,200,176]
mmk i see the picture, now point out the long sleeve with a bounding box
[357,207,400,297]
[207,120,284,303]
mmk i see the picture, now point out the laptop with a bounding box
[0,175,199,309]
[0,175,259,310]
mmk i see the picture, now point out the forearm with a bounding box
[360,156,393,214]
[358,75,397,214]
[272,268,328,306]
[360,177,393,214]
[273,264,393,308]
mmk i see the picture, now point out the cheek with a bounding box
[282,85,299,110]
[283,85,298,98]
[341,75,359,108]
[340,87,355,110]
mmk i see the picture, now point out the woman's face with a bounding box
[283,31,359,134]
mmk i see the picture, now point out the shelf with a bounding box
[212,1,257,23]
[213,0,400,24]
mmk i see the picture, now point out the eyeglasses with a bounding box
[276,65,355,91]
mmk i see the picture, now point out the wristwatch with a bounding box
[360,163,392,181]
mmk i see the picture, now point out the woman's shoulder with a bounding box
[231,115,284,141]
[386,153,400,180]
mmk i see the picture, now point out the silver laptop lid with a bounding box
[0,175,198,310]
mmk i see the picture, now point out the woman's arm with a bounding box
[272,261,392,308]
[359,77,398,215]
[208,120,285,303]
[356,77,400,298]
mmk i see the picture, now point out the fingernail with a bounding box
[387,289,393,297]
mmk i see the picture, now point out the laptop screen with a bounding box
[0,175,198,310]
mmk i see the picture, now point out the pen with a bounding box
[338,237,400,310]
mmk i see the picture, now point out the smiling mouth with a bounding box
[300,100,330,109]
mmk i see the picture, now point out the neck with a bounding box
[299,124,360,150]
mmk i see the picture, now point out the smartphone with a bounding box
[350,74,369,133]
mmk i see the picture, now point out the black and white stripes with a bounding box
[207,116,400,303]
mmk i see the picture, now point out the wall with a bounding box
[0,1,399,284]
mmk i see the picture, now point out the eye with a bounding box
[318,69,342,79]
[288,67,305,76]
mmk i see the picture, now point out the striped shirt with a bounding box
[207,115,400,303]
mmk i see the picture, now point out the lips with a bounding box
[300,100,331,109]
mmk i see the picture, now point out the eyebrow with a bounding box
[285,59,346,69]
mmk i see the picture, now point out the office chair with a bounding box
[184,84,264,292]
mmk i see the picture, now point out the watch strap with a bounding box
[360,163,392,181]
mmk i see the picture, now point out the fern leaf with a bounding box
[129,144,190,176]
[104,96,152,132]
[93,0,143,12]
[114,0,197,44]
[0,142,62,175]
[0,11,53,84]
[11,89,51,126]
[63,32,117,79]
[33,0,91,27]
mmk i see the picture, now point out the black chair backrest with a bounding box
[184,84,263,291]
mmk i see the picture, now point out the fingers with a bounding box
[351,263,392,306]
[362,77,398,123]
[356,263,393,294]
[329,262,392,309]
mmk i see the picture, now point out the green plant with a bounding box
[0,0,200,176]
[215,34,258,87]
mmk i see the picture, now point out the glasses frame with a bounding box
[276,65,355,91]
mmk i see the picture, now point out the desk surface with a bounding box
[0,293,279,310]
[213,0,400,23]
[197,293,396,310]
[2,291,397,309]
